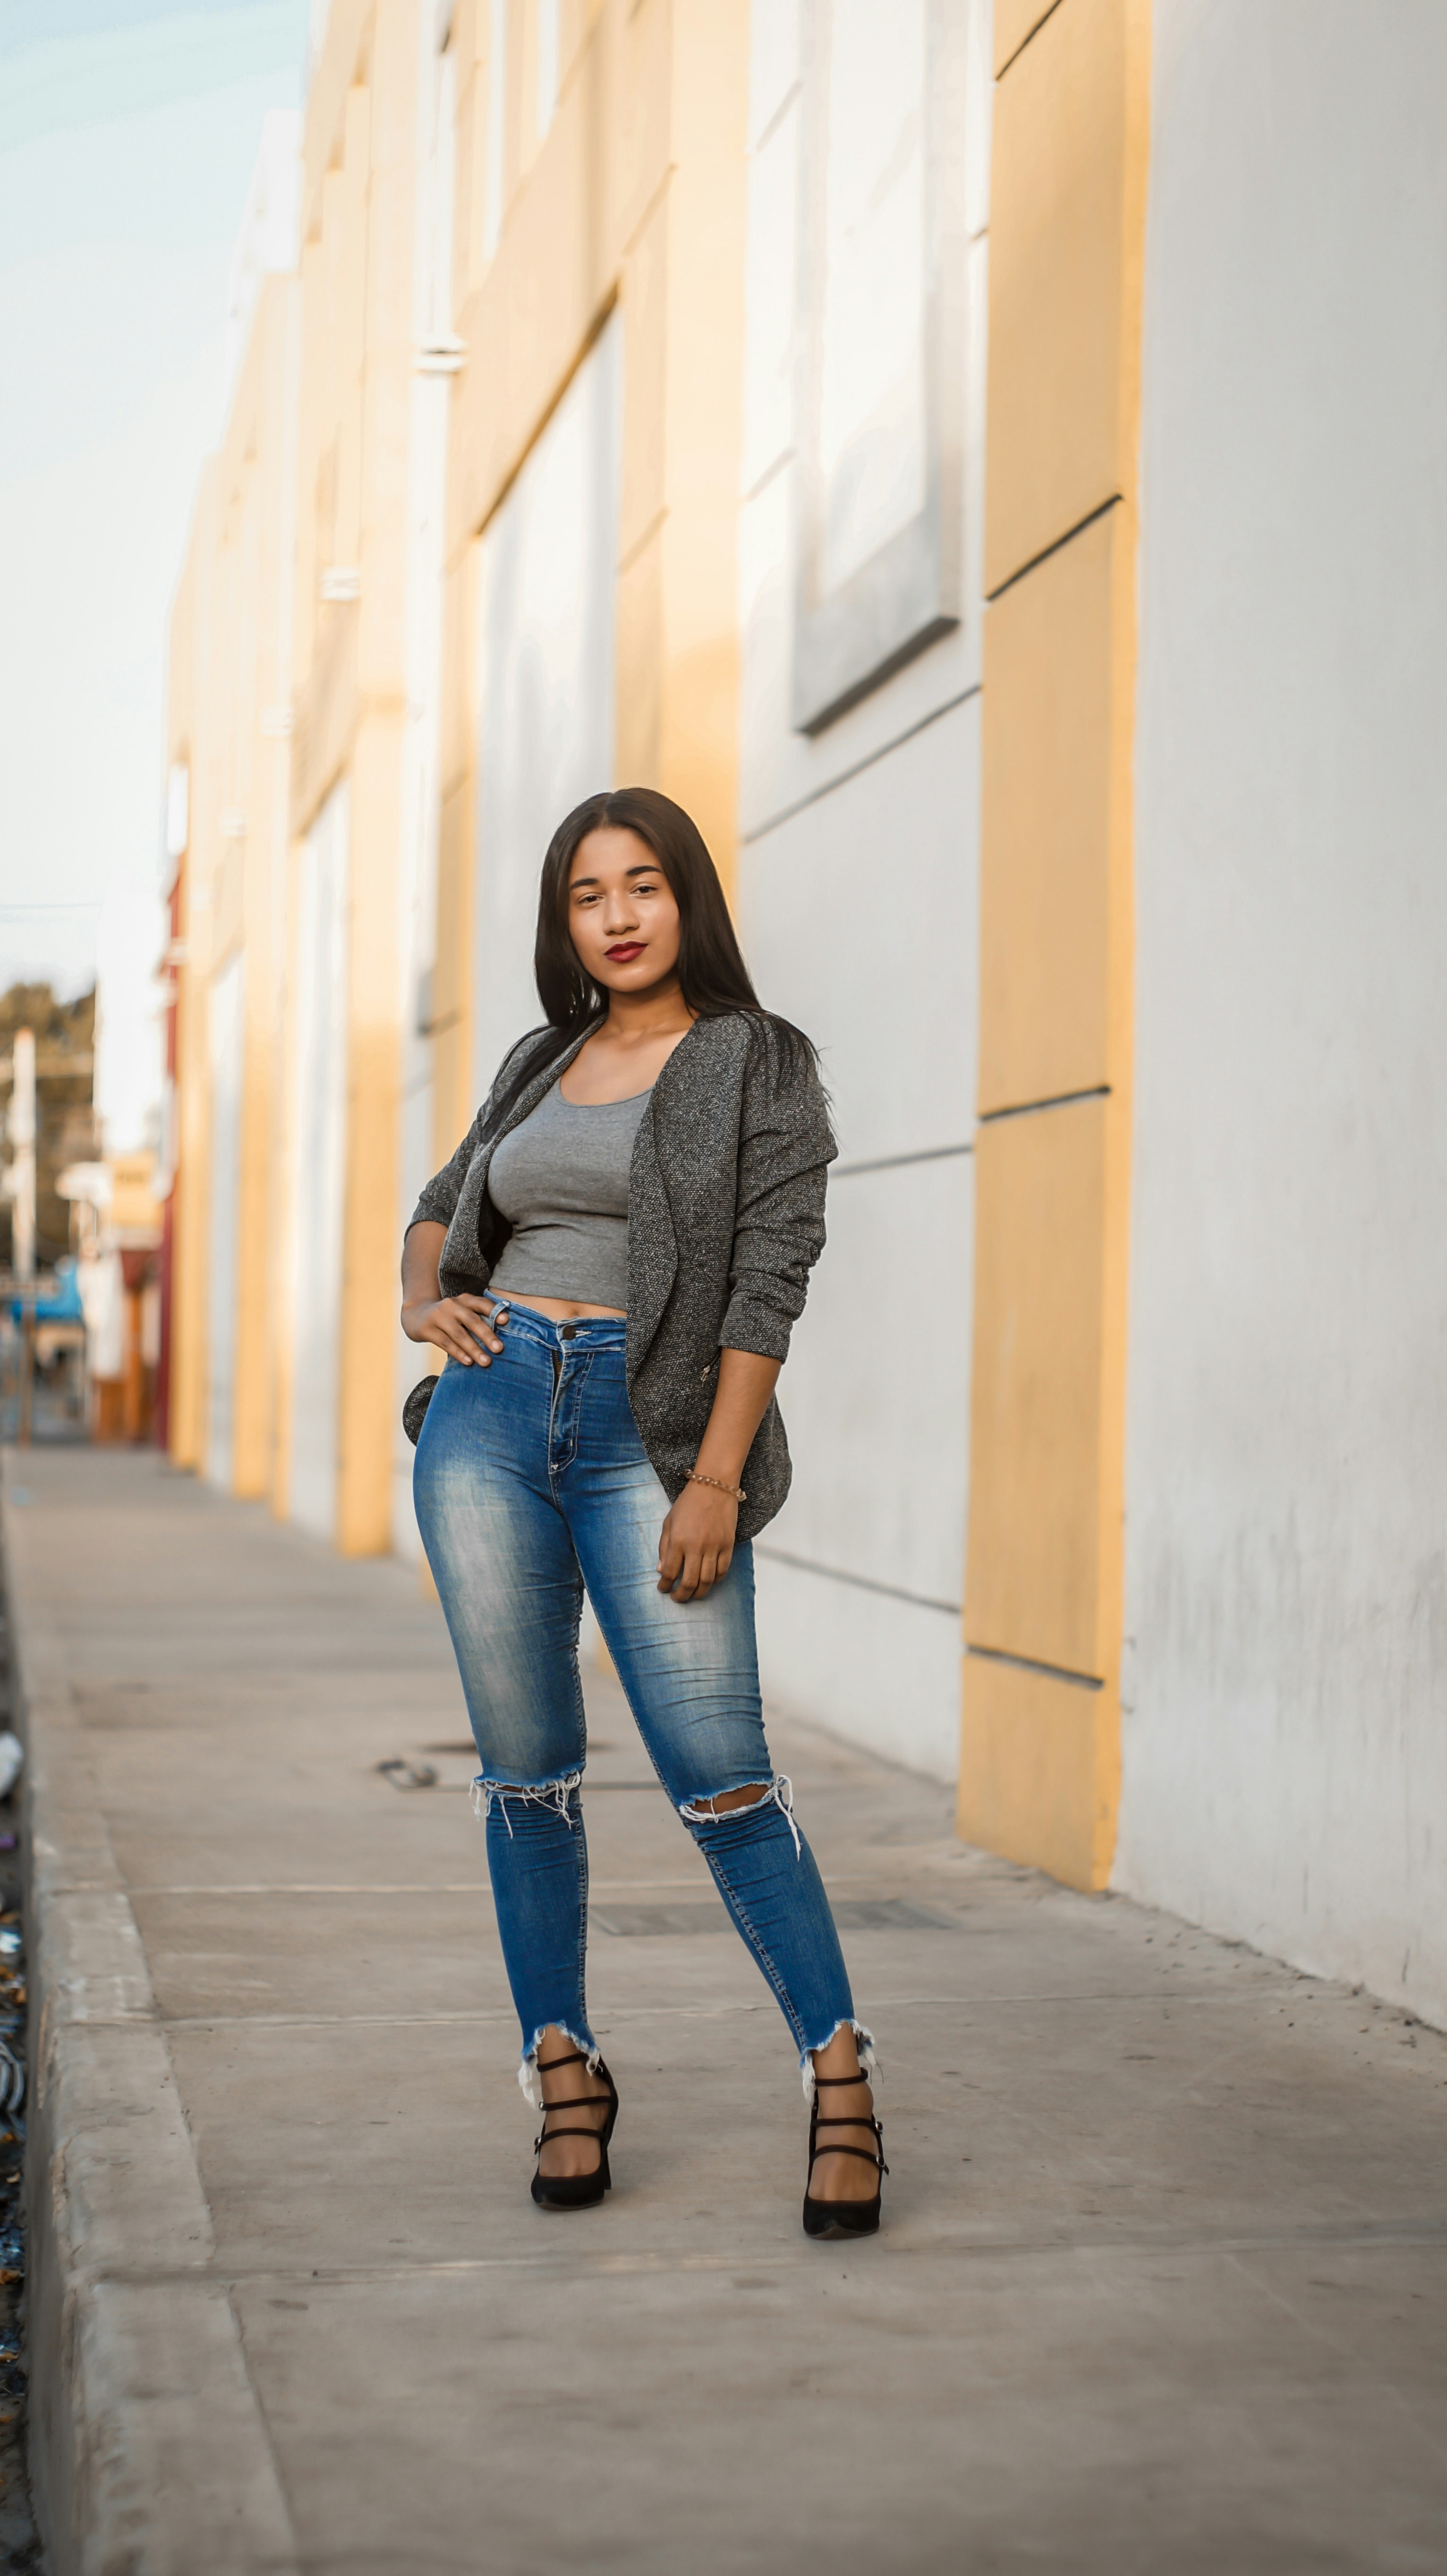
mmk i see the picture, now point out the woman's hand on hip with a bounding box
[657,1482,738,1602]
[400,1293,507,1366]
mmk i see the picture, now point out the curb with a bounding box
[4,1461,300,2574]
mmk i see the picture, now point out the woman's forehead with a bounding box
[570,827,657,885]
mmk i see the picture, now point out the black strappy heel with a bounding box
[530,2050,619,2211]
[802,2069,888,2240]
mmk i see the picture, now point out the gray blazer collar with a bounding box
[621,1017,714,1364]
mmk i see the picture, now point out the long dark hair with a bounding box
[485,787,817,1129]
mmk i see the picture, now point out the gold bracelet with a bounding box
[686,1468,747,1504]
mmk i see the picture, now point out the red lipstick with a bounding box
[605,942,645,961]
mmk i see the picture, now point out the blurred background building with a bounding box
[158,0,1447,2030]
[0,987,163,1445]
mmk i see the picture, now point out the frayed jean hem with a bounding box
[518,2020,600,2112]
[799,2019,877,2101]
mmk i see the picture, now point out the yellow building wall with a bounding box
[167,462,218,1476]
[230,279,300,1502]
[959,0,1151,1891]
[164,275,299,1500]
[167,0,752,1564]
[285,0,420,1555]
[164,525,195,1464]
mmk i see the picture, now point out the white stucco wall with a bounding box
[735,0,990,1780]
[1118,1,1447,2023]
[471,314,621,1100]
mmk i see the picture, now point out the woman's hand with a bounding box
[656,1349,779,1603]
[401,1290,507,1367]
[400,1220,507,1366]
[657,1481,739,1602]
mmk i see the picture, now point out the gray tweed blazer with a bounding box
[406,1011,835,1541]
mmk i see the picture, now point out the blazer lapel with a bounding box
[625,1100,677,1376]
[624,1017,713,1375]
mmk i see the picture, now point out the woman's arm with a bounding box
[658,1033,834,1603]
[400,1221,507,1367]
[656,1347,780,1602]
[718,1027,834,1363]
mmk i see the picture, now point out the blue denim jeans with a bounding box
[412,1303,868,2101]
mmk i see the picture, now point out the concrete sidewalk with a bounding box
[8,1446,1447,2574]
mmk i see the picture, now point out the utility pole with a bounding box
[10,1030,36,1446]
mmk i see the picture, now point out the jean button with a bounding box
[560,1323,577,1342]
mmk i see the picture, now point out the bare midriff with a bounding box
[494,1292,626,1322]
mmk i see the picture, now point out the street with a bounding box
[8,1445,1447,2573]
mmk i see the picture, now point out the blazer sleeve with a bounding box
[406,1105,487,1234]
[405,1033,537,1234]
[718,1028,836,1363]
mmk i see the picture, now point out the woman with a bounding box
[401,787,886,2239]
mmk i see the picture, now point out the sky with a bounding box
[0,0,310,1149]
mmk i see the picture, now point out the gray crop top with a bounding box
[486,1079,651,1312]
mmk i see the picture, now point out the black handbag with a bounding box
[402,1373,438,1446]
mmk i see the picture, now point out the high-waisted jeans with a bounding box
[412,1303,868,2101]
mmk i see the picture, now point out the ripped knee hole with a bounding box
[680,1781,772,1821]
[471,1771,583,1832]
[678,1774,802,1855]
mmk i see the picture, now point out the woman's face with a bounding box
[567,827,682,999]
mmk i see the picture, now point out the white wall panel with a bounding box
[748,0,800,150]
[736,694,978,1164]
[767,1152,971,1611]
[736,37,983,845]
[737,196,987,841]
[472,314,621,1096]
[755,1559,963,1783]
[738,706,977,1779]
[1119,1,1447,2024]
[741,93,799,497]
[733,6,990,1784]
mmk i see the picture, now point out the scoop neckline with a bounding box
[554,1079,654,1109]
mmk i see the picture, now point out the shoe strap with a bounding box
[533,2126,606,2153]
[812,2071,872,2086]
[810,2102,888,2178]
[538,2053,615,2091]
[538,2093,608,2114]
[808,2140,888,2173]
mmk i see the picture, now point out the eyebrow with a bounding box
[569,863,660,889]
